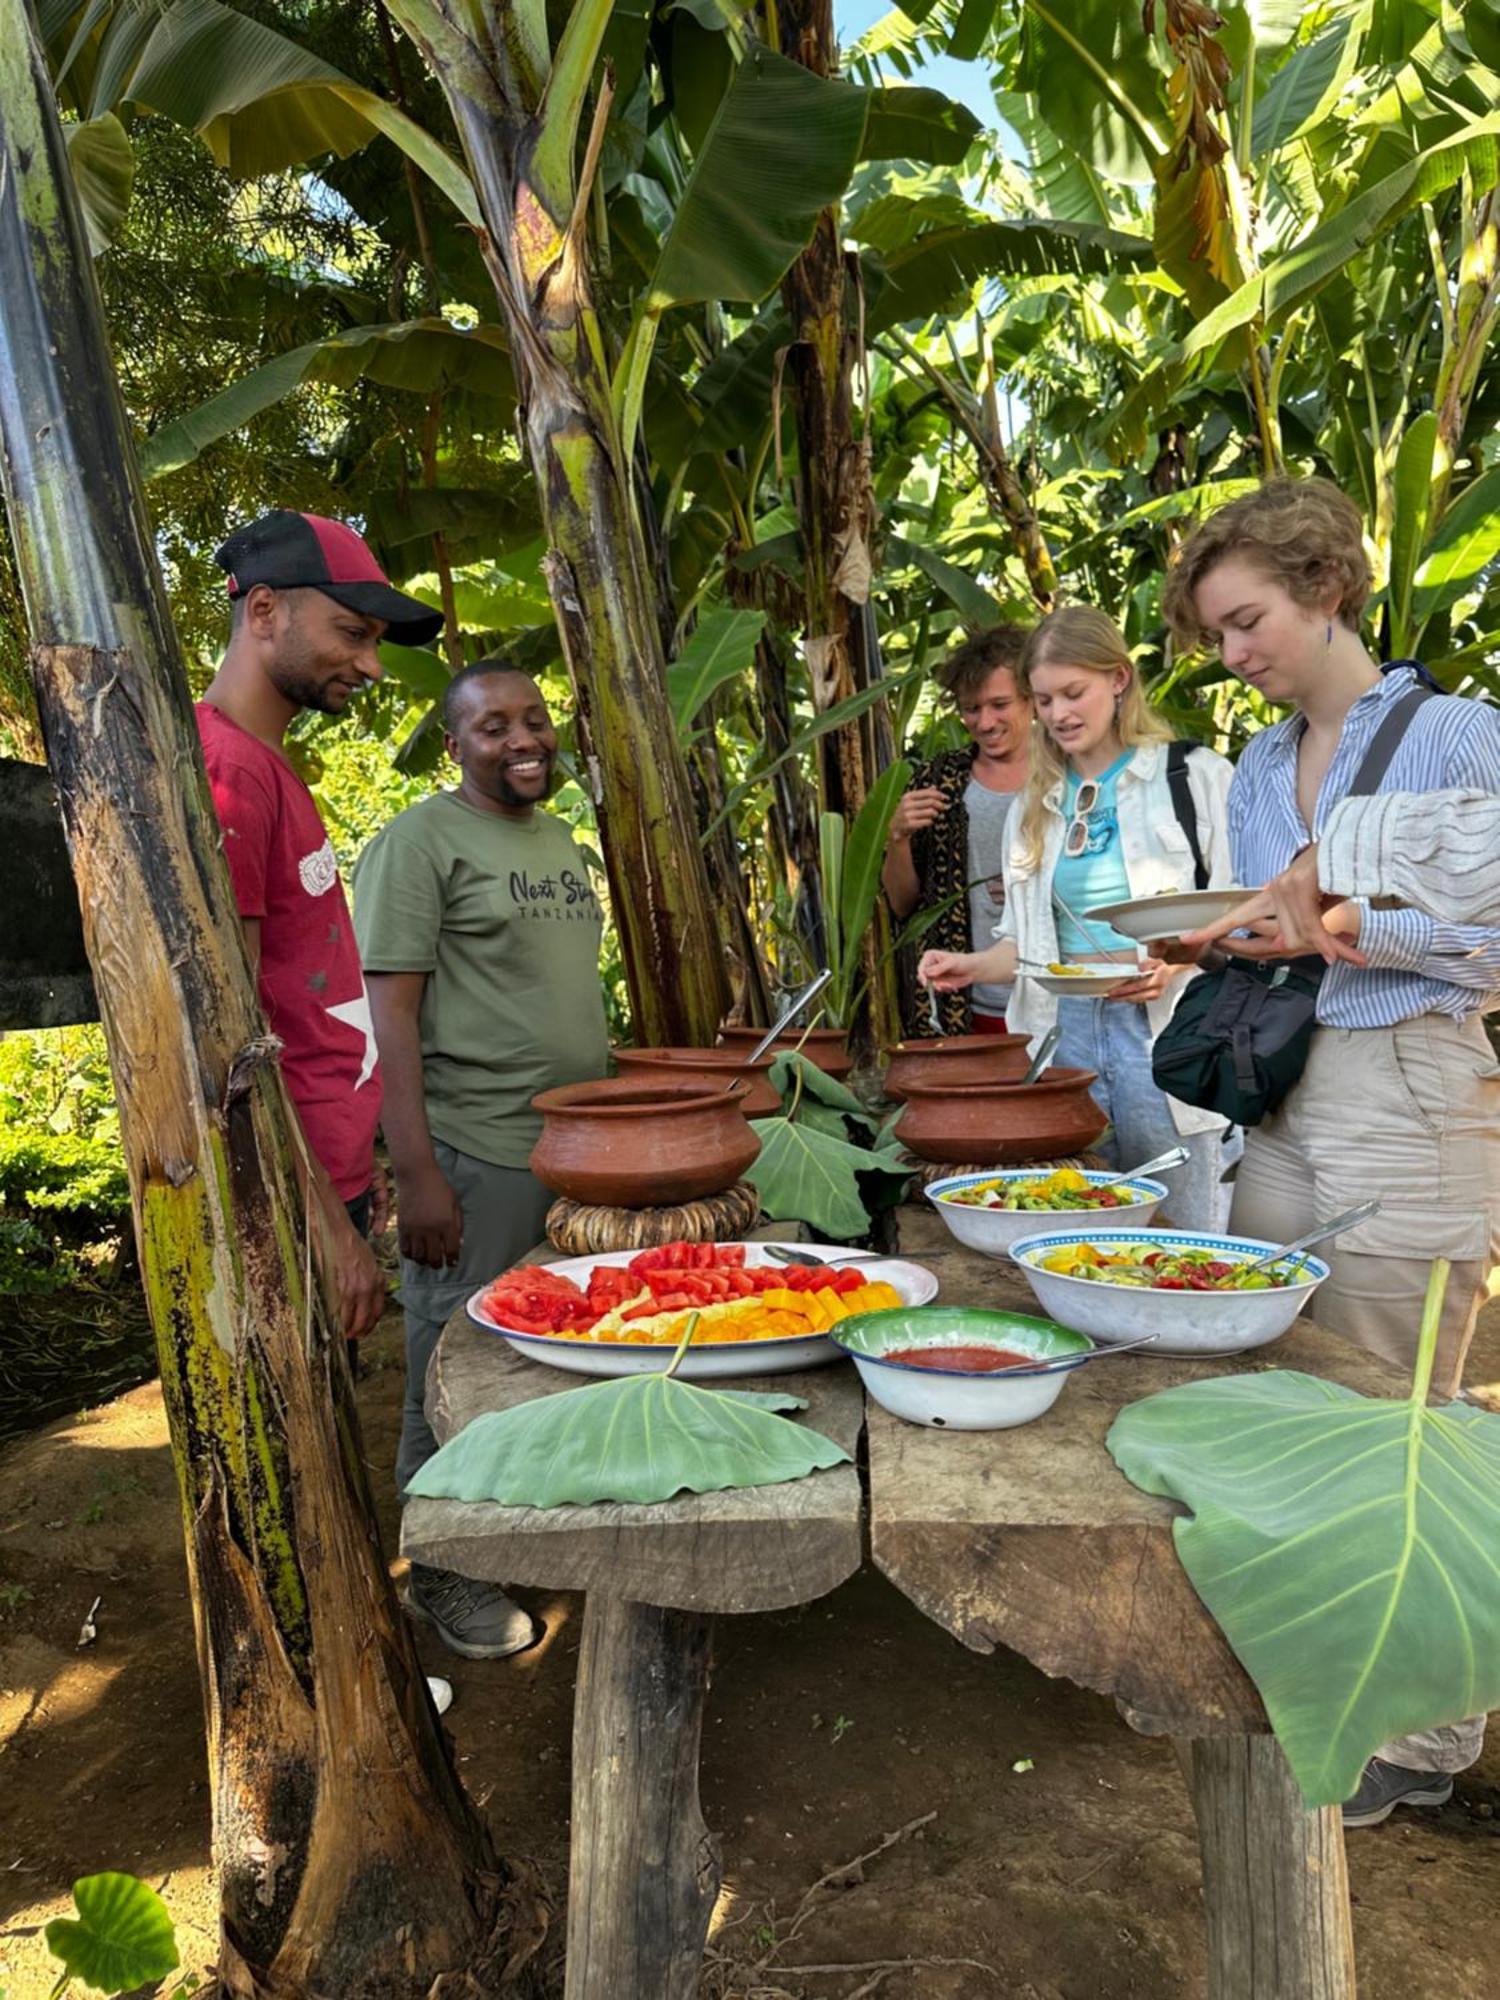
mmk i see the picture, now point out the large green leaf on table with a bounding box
[859,85,981,165]
[861,210,1154,332]
[1106,1269,1500,1806]
[63,111,134,254]
[1250,14,1361,157]
[1414,468,1500,620]
[46,1872,179,1995]
[768,1051,872,1126]
[75,0,479,220]
[647,48,869,310]
[1388,412,1437,654]
[886,534,1008,629]
[747,1114,914,1238]
[667,606,767,735]
[406,1371,849,1507]
[138,319,514,478]
[1180,111,1500,365]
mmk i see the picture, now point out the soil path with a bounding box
[2,1307,1497,1998]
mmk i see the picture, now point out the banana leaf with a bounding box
[406,1364,844,1508]
[747,1113,913,1240]
[1106,1263,1500,1806]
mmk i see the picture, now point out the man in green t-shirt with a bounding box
[356,660,609,1657]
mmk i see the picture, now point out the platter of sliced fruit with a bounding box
[470,1239,939,1376]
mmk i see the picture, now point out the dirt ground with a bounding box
[2,1299,1498,2000]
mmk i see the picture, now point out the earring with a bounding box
[1325,620,1333,645]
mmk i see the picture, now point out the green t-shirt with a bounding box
[353,792,610,1168]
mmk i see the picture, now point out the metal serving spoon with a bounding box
[923,976,943,1036]
[763,1243,885,1268]
[748,968,833,1062]
[1020,1024,1061,1085]
[1221,1198,1382,1285]
[1032,1332,1160,1373]
[1096,1145,1190,1189]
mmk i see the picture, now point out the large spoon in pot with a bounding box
[1215,1198,1382,1286]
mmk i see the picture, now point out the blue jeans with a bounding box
[1052,997,1233,1232]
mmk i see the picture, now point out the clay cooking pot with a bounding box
[882,1032,1031,1101]
[530,1078,761,1208]
[893,1066,1108,1167]
[716,1024,854,1083]
[613,1044,784,1118]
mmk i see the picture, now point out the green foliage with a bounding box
[45,1871,178,1996]
[407,1337,849,1508]
[745,1054,914,1240]
[1106,1264,1500,1806]
[0,1028,127,1292]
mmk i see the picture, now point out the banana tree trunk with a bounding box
[777,0,897,1055]
[390,0,728,1046]
[0,13,536,1994]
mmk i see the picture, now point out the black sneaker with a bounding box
[404,1562,537,1660]
[1342,1757,1453,1828]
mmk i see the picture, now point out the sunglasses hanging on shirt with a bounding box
[1063,779,1102,859]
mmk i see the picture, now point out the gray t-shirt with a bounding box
[965,777,1019,1018]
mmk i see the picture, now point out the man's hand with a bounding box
[1104,955,1175,1004]
[1181,847,1368,967]
[888,787,950,844]
[398,1163,465,1268]
[329,1209,387,1340]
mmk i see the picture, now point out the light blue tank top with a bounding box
[1051,753,1136,956]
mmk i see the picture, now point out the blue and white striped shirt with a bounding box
[1228,665,1500,1027]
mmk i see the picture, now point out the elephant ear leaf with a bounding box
[46,1873,179,1994]
[406,1372,848,1508]
[1106,1263,1500,1806]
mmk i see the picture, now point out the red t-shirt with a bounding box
[196,703,382,1200]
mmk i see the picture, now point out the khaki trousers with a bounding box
[1230,1013,1500,1400]
[1230,1011,1500,1777]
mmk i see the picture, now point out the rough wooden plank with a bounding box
[401,1312,865,1614]
[870,1205,1410,1733]
[564,1597,718,2000]
[1185,1733,1356,2000]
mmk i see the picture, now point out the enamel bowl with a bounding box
[925,1170,1168,1260]
[830,1305,1094,1429]
[1008,1228,1329,1356]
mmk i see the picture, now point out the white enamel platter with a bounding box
[1082,887,1252,943]
[1030,966,1137,997]
[467,1242,940,1378]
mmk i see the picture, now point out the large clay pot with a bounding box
[716,1024,854,1083]
[530,1078,761,1208]
[882,1032,1031,1101]
[893,1067,1108,1167]
[613,1045,784,1118]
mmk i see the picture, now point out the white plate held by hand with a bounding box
[1082,888,1251,943]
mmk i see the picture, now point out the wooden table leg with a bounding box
[565,1594,720,2000]
[1182,1733,1356,2000]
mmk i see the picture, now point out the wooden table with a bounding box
[401,1306,864,2000]
[870,1203,1414,2000]
[405,1211,1406,1999]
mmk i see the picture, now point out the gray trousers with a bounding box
[396,1140,555,1496]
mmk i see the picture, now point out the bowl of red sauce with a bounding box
[829,1305,1093,1429]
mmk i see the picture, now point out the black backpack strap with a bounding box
[1166,741,1210,889]
[1344,686,1434,798]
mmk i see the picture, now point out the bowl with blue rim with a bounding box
[925,1166,1169,1260]
[829,1304,1094,1429]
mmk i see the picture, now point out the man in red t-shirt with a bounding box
[197,510,443,1339]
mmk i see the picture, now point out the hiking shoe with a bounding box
[1342,1757,1453,1828]
[404,1562,537,1659]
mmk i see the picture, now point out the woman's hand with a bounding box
[1105,956,1175,1005]
[917,948,978,992]
[1180,853,1368,967]
[888,787,949,845]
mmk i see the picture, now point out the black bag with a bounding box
[1150,684,1434,1125]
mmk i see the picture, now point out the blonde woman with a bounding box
[919,606,1236,1229]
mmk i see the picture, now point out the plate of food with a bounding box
[1081,887,1251,943]
[925,1167,1168,1257]
[470,1239,939,1377]
[1028,961,1139,997]
[1008,1227,1328,1355]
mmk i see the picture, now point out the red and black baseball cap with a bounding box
[214,510,444,645]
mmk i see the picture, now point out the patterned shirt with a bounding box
[1227,665,1500,1027]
